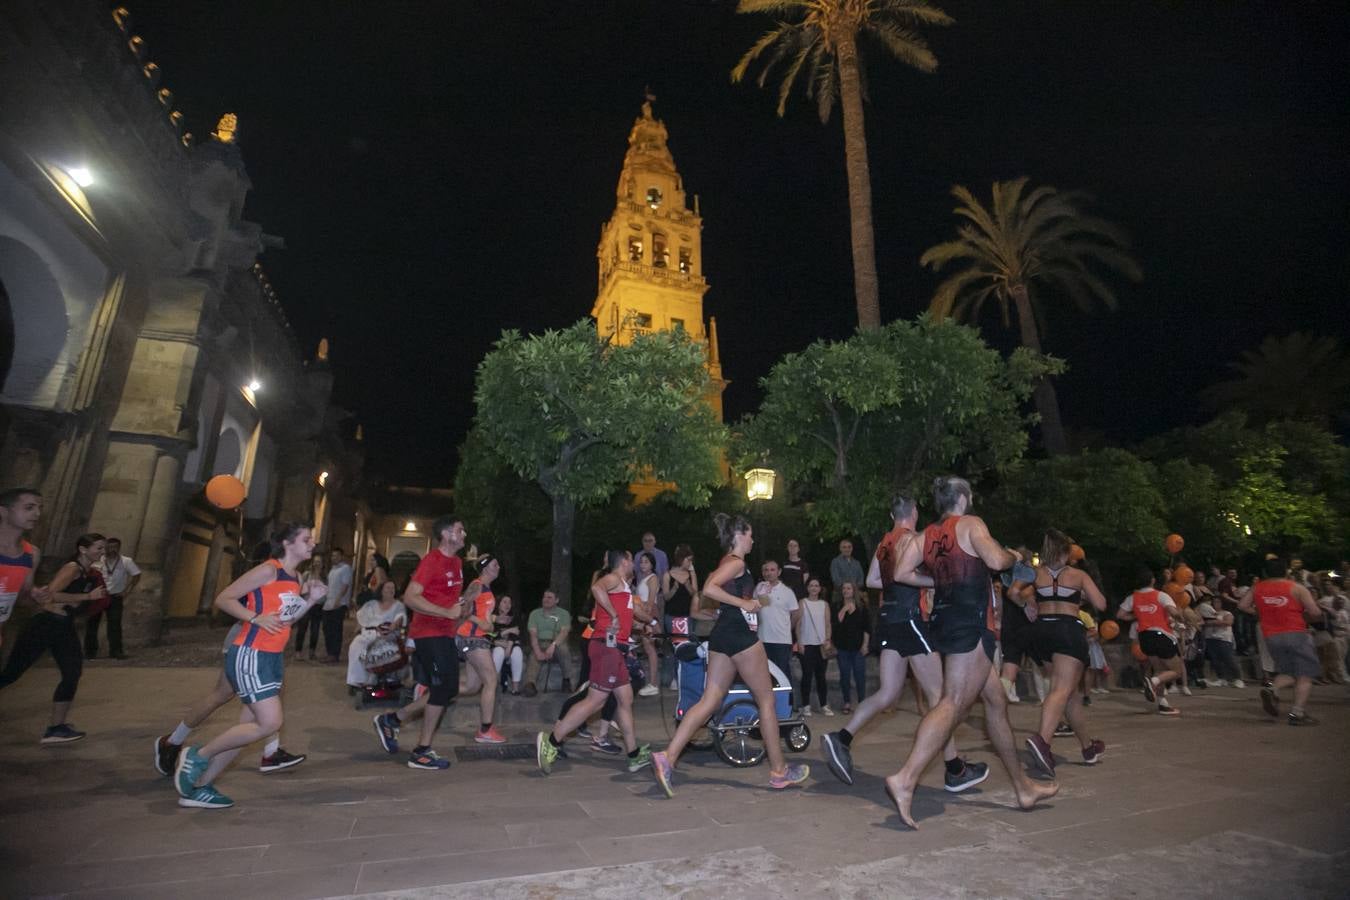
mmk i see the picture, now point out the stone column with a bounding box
[125,451,182,644]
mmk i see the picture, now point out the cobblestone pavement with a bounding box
[1,654,1346,898]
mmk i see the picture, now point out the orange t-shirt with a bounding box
[233,560,306,652]
[456,583,496,638]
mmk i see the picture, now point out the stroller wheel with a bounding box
[786,723,811,752]
[713,699,767,768]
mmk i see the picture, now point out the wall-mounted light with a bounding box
[318,471,329,487]
[247,379,261,392]
[67,166,94,188]
[403,521,417,532]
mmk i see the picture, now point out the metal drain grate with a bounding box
[453,742,537,762]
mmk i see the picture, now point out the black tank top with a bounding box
[60,563,102,617]
[877,526,922,623]
[1035,567,1083,606]
[665,577,693,618]
[712,554,755,633]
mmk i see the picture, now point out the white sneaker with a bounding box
[821,705,836,717]
[638,684,659,697]
[1231,679,1246,689]
[1000,677,1020,703]
[1211,679,1228,687]
[1181,685,1193,696]
[668,679,678,691]
[801,706,814,718]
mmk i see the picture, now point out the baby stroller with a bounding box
[351,634,411,709]
[673,638,811,767]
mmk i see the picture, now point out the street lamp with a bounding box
[745,467,776,502]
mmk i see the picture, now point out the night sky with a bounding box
[125,1,1350,485]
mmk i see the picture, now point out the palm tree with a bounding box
[921,178,1141,455]
[732,0,953,331]
[1203,333,1350,426]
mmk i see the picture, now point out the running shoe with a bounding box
[821,705,836,717]
[1209,679,1228,688]
[1231,679,1246,689]
[627,744,653,773]
[259,748,306,773]
[1053,721,1075,737]
[1288,713,1319,726]
[175,746,207,798]
[1156,702,1180,717]
[768,763,810,790]
[536,732,558,774]
[1259,687,1279,718]
[154,735,178,776]
[177,783,234,809]
[373,712,399,754]
[652,750,675,798]
[475,726,508,744]
[1141,676,1158,704]
[1025,734,1056,777]
[407,749,450,770]
[1001,677,1021,704]
[638,684,659,697]
[822,731,854,786]
[801,706,814,718]
[944,760,990,793]
[1081,739,1106,765]
[40,724,85,745]
[576,723,593,739]
[590,736,622,755]
[1181,684,1193,696]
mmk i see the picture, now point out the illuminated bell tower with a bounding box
[592,96,727,421]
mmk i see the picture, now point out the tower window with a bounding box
[678,247,692,274]
[646,186,663,209]
[628,236,643,262]
[671,318,685,332]
[653,233,669,269]
[634,312,653,331]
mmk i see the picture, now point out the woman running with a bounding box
[651,514,809,797]
[0,531,106,744]
[174,523,325,809]
[1021,530,1108,776]
[458,554,507,744]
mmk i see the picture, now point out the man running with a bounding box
[823,495,988,793]
[1116,569,1183,716]
[0,488,45,652]
[536,550,651,774]
[1240,557,1323,725]
[884,476,1057,829]
[373,517,469,770]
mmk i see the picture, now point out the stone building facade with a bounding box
[0,1,363,643]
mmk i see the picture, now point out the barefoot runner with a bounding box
[884,477,1058,828]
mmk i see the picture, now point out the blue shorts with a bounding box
[224,643,284,704]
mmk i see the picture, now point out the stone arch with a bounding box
[0,236,68,403]
[213,426,243,479]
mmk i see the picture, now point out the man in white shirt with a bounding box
[321,548,354,664]
[754,560,800,710]
[87,537,141,659]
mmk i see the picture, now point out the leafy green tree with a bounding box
[1203,332,1350,427]
[473,322,725,609]
[1153,459,1250,566]
[740,316,1054,552]
[732,0,953,330]
[921,178,1141,455]
[453,427,551,606]
[982,449,1169,594]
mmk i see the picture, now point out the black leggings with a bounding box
[0,613,83,702]
[559,638,617,723]
[799,645,828,707]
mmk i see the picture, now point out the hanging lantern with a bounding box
[744,467,776,502]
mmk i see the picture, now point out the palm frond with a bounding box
[731,22,798,83]
[948,185,1000,241]
[929,267,997,319]
[876,0,957,28]
[736,0,811,14]
[919,239,983,272]
[865,21,938,72]
[776,38,817,115]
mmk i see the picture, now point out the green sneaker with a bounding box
[178,783,234,809]
[174,745,207,798]
[536,731,558,774]
[627,744,653,773]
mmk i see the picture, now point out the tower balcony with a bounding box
[600,260,707,292]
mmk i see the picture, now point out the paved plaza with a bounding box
[1,653,1347,899]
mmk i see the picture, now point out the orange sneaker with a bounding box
[475,726,508,744]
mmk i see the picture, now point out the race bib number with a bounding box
[742,609,758,632]
[277,592,306,623]
[0,592,16,624]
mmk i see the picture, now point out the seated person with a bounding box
[492,594,525,694]
[346,579,407,689]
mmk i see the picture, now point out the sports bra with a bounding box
[1035,566,1083,606]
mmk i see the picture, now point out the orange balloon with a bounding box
[205,474,246,509]
[1172,565,1194,587]
[1099,620,1120,641]
[1131,641,1147,662]
[1068,544,1085,563]
[1163,581,1190,608]
[1165,533,1184,554]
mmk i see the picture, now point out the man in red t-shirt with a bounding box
[1240,556,1323,725]
[372,517,467,770]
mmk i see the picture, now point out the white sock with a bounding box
[263,736,280,757]
[170,722,191,745]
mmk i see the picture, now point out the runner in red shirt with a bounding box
[537,550,652,775]
[1240,557,1324,725]
[1116,568,1184,716]
[884,476,1057,829]
[373,517,469,770]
